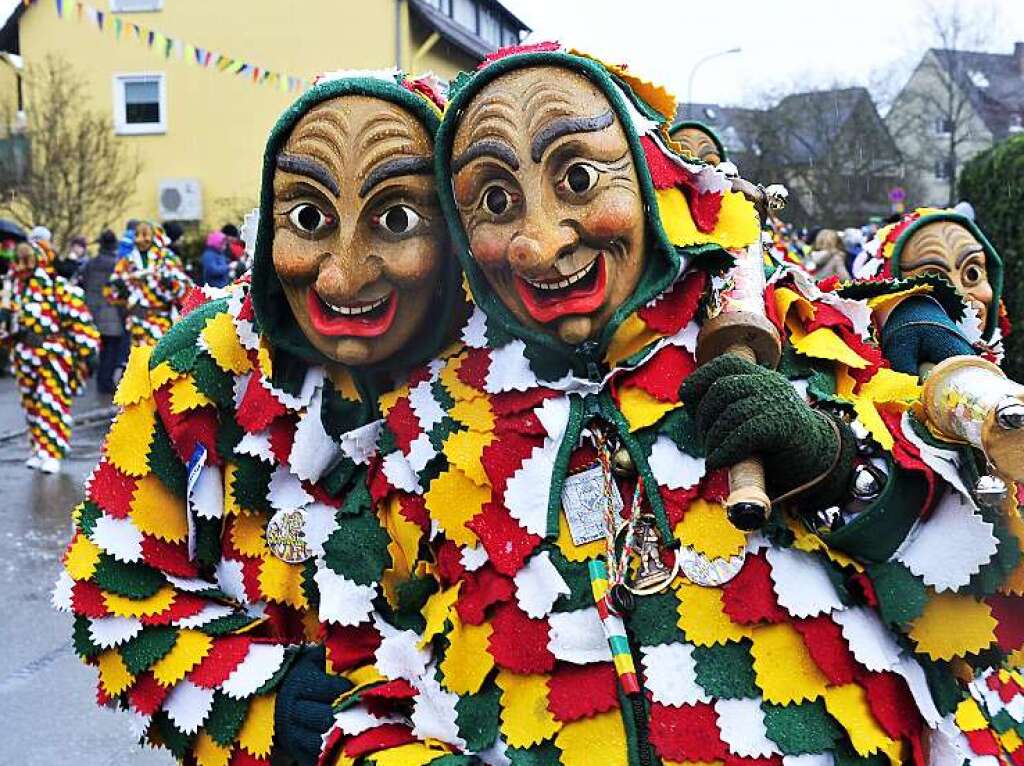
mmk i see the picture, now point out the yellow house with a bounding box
[0,0,529,228]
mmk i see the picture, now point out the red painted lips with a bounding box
[306,289,398,338]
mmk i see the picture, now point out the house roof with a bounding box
[673,102,762,156]
[931,46,1024,139]
[0,1,25,54]
[408,0,530,62]
[771,87,869,164]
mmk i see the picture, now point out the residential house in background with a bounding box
[885,42,1024,207]
[0,0,528,227]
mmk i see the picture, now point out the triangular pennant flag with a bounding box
[55,0,64,19]
[146,29,155,47]
[113,16,122,37]
[95,9,103,29]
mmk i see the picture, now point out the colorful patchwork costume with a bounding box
[105,223,192,347]
[9,240,99,465]
[310,48,1024,766]
[54,74,459,765]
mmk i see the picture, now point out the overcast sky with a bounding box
[2,0,1021,106]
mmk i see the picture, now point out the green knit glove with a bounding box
[679,353,855,509]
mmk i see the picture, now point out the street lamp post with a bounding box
[686,47,742,116]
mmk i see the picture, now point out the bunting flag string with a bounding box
[21,0,311,93]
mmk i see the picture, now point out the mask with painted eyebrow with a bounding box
[450,65,646,347]
[673,127,722,167]
[901,220,994,331]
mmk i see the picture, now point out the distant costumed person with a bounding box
[105,220,192,346]
[7,238,99,473]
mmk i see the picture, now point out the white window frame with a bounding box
[109,0,163,12]
[112,72,166,135]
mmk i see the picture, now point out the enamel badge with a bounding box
[266,508,313,563]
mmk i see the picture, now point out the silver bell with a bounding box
[974,474,1008,508]
[851,463,885,502]
[811,506,844,535]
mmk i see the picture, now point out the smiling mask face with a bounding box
[451,66,646,346]
[271,95,443,367]
[674,126,722,166]
[901,220,993,330]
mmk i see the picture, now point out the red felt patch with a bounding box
[231,750,270,766]
[398,494,430,533]
[139,593,206,626]
[648,702,728,762]
[989,594,1024,653]
[268,414,296,465]
[342,723,416,759]
[237,294,255,323]
[154,388,222,465]
[964,728,1002,757]
[491,387,559,417]
[128,671,169,715]
[480,40,562,69]
[239,556,263,604]
[188,636,251,688]
[547,662,619,722]
[793,615,860,685]
[806,303,852,332]
[860,670,922,740]
[467,501,542,577]
[721,553,787,625]
[724,756,783,766]
[434,540,467,587]
[455,564,514,625]
[567,443,599,474]
[638,270,707,335]
[325,623,382,672]
[386,396,421,453]
[699,468,729,504]
[72,580,110,619]
[660,484,700,527]
[178,287,211,317]
[88,460,137,519]
[487,601,555,673]
[878,408,937,514]
[363,678,418,701]
[236,375,288,433]
[457,348,491,390]
[617,345,694,405]
[140,535,198,578]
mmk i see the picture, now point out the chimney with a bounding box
[1016,42,1024,77]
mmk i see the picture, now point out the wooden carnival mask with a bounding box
[451,66,646,346]
[901,220,993,329]
[674,126,722,166]
[134,222,154,254]
[271,95,443,366]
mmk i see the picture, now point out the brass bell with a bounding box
[611,448,636,478]
[974,474,1008,509]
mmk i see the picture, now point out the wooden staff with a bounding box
[696,243,782,531]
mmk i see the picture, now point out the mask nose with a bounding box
[315,248,384,303]
[507,214,578,278]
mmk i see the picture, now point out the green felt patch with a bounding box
[991,709,1015,734]
[549,549,593,613]
[194,516,223,569]
[657,408,702,458]
[204,691,250,746]
[146,417,187,498]
[969,514,1021,597]
[692,639,759,699]
[92,554,166,599]
[191,351,236,407]
[230,455,272,515]
[762,698,842,754]
[149,299,227,369]
[322,510,391,586]
[216,416,244,458]
[627,591,686,647]
[254,649,297,695]
[202,611,257,636]
[506,740,563,766]
[918,657,964,717]
[392,575,436,633]
[832,741,888,766]
[73,615,102,658]
[151,710,191,759]
[455,684,501,752]
[77,501,103,537]
[301,559,319,610]
[867,561,927,626]
[119,627,177,675]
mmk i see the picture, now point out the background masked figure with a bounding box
[7,240,99,473]
[105,220,192,347]
[311,46,1021,766]
[54,72,461,766]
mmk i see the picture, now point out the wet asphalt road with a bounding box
[0,377,171,765]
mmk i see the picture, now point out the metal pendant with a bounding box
[266,508,314,563]
[974,474,1008,509]
[619,515,679,595]
[677,546,745,587]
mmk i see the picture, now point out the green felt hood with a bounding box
[435,50,700,377]
[250,74,459,380]
[890,210,1004,341]
[669,119,728,162]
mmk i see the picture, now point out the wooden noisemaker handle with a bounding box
[722,343,771,530]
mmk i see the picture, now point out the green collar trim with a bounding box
[435,51,687,377]
[889,211,1003,341]
[668,119,728,162]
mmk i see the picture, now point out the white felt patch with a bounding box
[271,366,325,411]
[648,436,705,490]
[832,607,902,672]
[478,738,512,766]
[640,643,709,707]
[514,551,570,619]
[765,547,845,619]
[485,340,537,393]
[406,432,438,474]
[314,567,377,626]
[236,430,275,464]
[461,307,488,349]
[174,603,236,629]
[535,395,571,440]
[460,544,489,572]
[163,575,215,593]
[783,755,835,766]
[375,621,430,682]
[290,386,340,482]
[190,464,224,520]
[901,412,972,498]
[548,608,613,663]
[91,514,144,562]
[215,558,248,604]
[301,503,339,559]
[221,643,287,699]
[409,379,445,430]
[895,489,997,592]
[331,708,403,736]
[164,680,215,734]
[715,697,781,758]
[505,443,557,537]
[51,571,74,612]
[339,420,383,466]
[410,670,467,749]
[88,616,144,648]
[267,465,314,512]
[893,653,943,727]
[382,451,422,495]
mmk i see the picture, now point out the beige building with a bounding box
[0,0,528,228]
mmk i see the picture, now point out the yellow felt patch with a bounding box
[774,287,816,327]
[369,742,454,766]
[106,396,157,478]
[619,385,679,432]
[381,497,425,606]
[572,49,676,121]
[789,517,862,571]
[238,693,276,756]
[749,622,828,704]
[674,499,747,560]
[606,313,660,369]
[104,585,176,618]
[554,709,627,766]
[440,618,494,695]
[329,368,361,403]
[496,671,562,748]
[257,340,273,379]
[556,511,604,563]
[230,512,269,558]
[857,368,921,405]
[852,397,895,452]
[909,591,996,660]
[420,583,460,648]
[65,534,101,580]
[656,188,760,250]
[202,311,251,375]
[824,684,900,758]
[790,325,870,369]
[954,697,988,732]
[999,499,1024,596]
[151,629,213,687]
[867,285,932,316]
[113,345,154,407]
[675,582,749,646]
[1001,728,1023,754]
[423,467,488,548]
[443,429,494,487]
[258,556,308,609]
[168,375,213,414]
[98,649,134,696]
[130,474,188,542]
[441,357,483,405]
[377,384,408,418]
[149,360,181,391]
[194,732,231,766]
[449,396,494,433]
[223,462,243,516]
